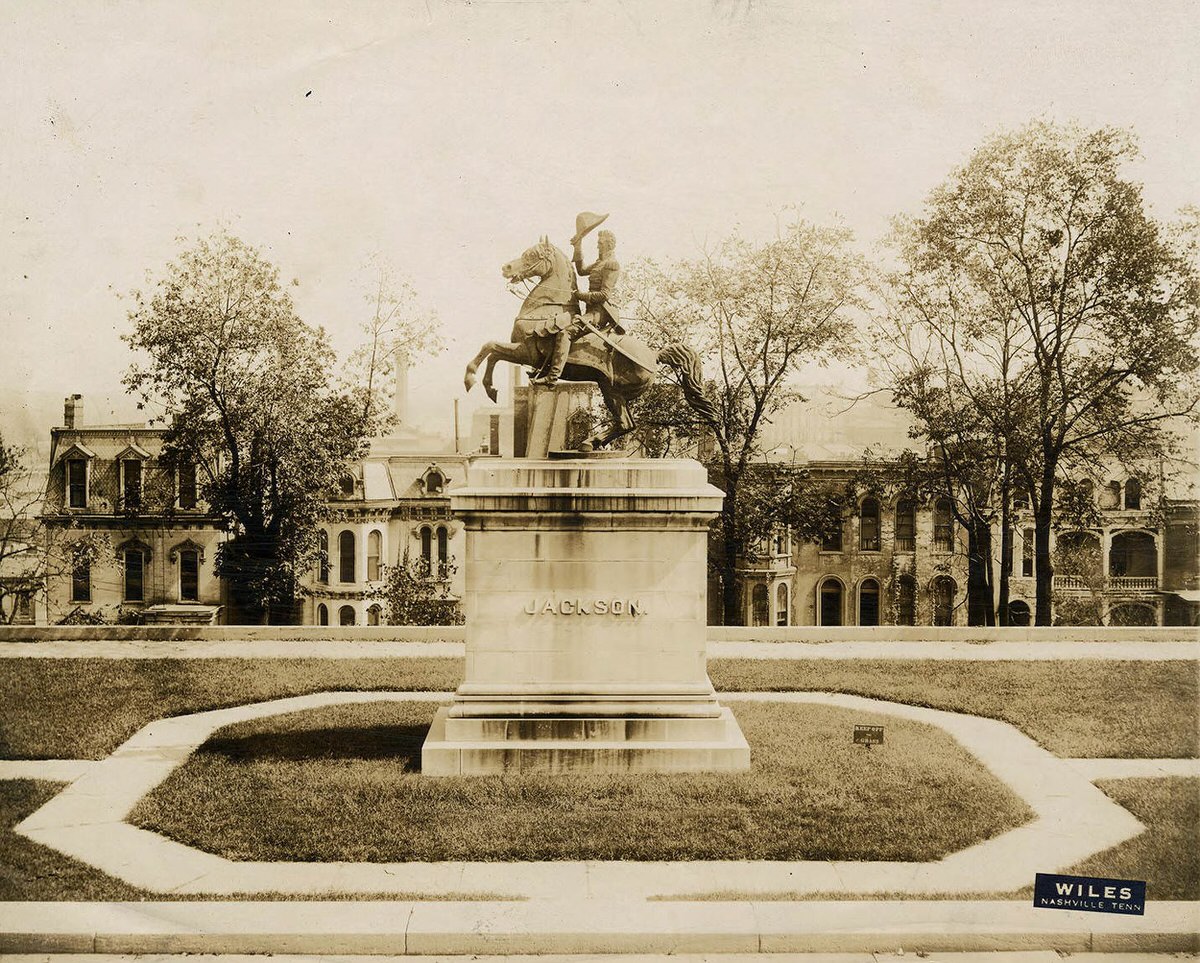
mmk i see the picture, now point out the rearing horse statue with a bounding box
[463,236,716,451]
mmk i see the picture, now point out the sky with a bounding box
[2,0,1198,452]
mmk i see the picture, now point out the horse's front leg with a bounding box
[482,354,502,403]
[464,342,503,392]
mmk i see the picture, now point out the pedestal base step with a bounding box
[422,706,750,776]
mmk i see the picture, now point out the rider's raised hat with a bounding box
[571,211,609,245]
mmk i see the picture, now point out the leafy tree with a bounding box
[876,120,1200,623]
[627,217,866,623]
[373,548,463,626]
[124,230,382,623]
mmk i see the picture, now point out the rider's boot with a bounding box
[530,331,570,386]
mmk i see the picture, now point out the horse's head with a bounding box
[501,236,562,284]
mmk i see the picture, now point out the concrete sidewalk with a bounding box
[0,900,1195,955]
[0,638,1195,660]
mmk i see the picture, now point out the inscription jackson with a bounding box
[524,598,647,616]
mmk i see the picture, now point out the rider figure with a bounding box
[530,213,623,387]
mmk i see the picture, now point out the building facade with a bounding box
[40,397,226,624]
[735,460,1199,627]
[302,444,469,626]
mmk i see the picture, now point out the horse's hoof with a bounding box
[578,440,594,453]
[464,373,476,392]
[485,386,498,403]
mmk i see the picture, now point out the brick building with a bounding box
[734,459,1199,627]
[40,396,226,624]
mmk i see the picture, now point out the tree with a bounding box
[373,548,463,626]
[343,256,444,431]
[876,121,1200,623]
[628,217,866,623]
[0,435,109,624]
[124,230,382,623]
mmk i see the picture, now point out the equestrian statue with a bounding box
[463,212,717,451]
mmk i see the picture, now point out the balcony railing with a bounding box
[1053,575,1158,592]
[1108,576,1158,592]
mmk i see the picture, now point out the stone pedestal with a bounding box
[421,457,749,775]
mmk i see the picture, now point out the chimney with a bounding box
[393,347,409,428]
[63,394,83,429]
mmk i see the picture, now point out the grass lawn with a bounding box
[0,780,146,901]
[0,657,1194,760]
[0,658,464,760]
[130,700,1032,862]
[0,780,511,902]
[710,659,1199,758]
[1064,776,1200,900]
[667,777,1200,902]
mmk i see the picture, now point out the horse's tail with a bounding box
[657,344,719,427]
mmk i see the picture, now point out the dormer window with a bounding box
[123,459,142,509]
[420,464,448,495]
[58,442,96,509]
[116,443,151,513]
[67,459,88,508]
[339,475,356,497]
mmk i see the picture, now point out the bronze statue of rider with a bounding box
[530,211,624,386]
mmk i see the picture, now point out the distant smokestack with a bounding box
[393,347,409,428]
[63,394,83,429]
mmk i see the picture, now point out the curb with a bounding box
[1,900,1196,955]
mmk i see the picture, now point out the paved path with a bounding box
[13,690,1146,901]
[1,639,1195,660]
[0,900,1195,955]
[0,950,1180,955]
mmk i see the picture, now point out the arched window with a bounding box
[1124,478,1142,510]
[367,530,382,581]
[1109,531,1157,578]
[1007,600,1031,626]
[933,499,954,552]
[437,525,449,565]
[1078,479,1094,503]
[338,530,355,583]
[367,604,382,626]
[317,530,329,583]
[339,605,356,626]
[776,582,789,626]
[1102,480,1122,509]
[932,576,956,626]
[859,498,880,551]
[425,469,445,494]
[316,603,328,626]
[896,574,916,625]
[894,500,916,552]
[818,578,843,626]
[751,583,769,627]
[859,578,880,626]
[339,475,355,497]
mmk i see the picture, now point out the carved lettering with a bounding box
[521,597,646,616]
